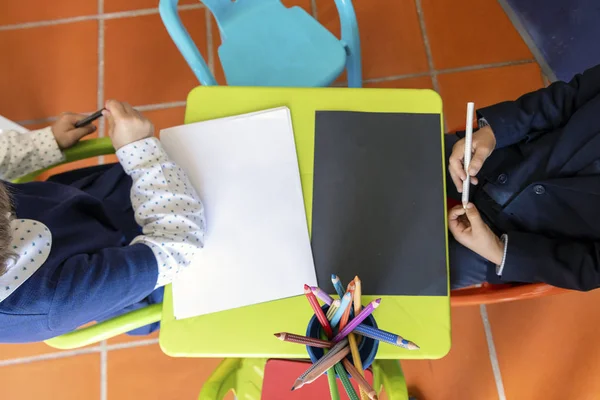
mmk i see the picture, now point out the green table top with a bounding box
[159,86,451,359]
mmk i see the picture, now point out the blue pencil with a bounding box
[354,324,419,350]
[331,274,345,298]
[329,292,352,328]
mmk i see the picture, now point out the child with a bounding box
[0,100,205,342]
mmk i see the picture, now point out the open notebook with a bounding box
[160,107,317,320]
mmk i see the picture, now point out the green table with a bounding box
[159,86,450,359]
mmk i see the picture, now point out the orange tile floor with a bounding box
[0,1,599,399]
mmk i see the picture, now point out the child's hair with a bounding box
[0,183,14,276]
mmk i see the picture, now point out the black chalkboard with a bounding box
[311,111,448,296]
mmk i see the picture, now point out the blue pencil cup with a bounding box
[305,304,379,378]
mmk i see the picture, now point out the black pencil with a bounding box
[74,108,105,128]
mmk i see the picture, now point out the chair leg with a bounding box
[159,0,217,86]
[372,360,409,400]
[333,0,362,88]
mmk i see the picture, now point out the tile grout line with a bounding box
[0,337,160,367]
[414,0,439,92]
[0,346,102,367]
[480,305,507,400]
[14,59,535,126]
[97,0,105,165]
[310,0,319,20]
[205,7,215,77]
[0,4,204,31]
[100,340,108,400]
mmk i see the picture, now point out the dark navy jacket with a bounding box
[473,64,600,291]
[0,165,160,343]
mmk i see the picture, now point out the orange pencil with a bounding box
[304,284,333,338]
[351,276,369,400]
[339,286,355,331]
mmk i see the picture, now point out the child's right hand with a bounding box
[104,100,154,150]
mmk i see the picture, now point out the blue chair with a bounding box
[159,0,362,87]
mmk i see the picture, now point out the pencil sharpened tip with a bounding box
[374,298,382,305]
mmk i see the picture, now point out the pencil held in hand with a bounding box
[274,332,332,349]
[74,108,105,128]
[304,284,333,338]
[462,102,475,207]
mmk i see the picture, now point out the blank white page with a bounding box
[160,107,317,319]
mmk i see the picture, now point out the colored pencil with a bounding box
[462,102,475,208]
[326,299,341,320]
[274,332,332,349]
[74,108,105,128]
[330,292,353,328]
[327,366,341,400]
[338,286,354,331]
[333,299,381,343]
[334,362,360,400]
[304,284,333,338]
[351,276,368,400]
[353,324,420,350]
[295,338,348,383]
[292,343,350,390]
[331,274,345,298]
[310,286,334,305]
[342,359,378,400]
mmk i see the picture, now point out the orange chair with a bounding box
[451,282,569,307]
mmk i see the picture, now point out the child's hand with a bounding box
[104,100,154,150]
[51,113,97,149]
[448,203,504,265]
[448,125,496,192]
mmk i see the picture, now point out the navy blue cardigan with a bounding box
[0,164,160,342]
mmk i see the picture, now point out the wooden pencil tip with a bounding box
[303,283,310,291]
[274,333,284,340]
[374,298,382,306]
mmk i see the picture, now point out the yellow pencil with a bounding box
[352,276,368,400]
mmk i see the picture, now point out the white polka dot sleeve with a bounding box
[0,127,64,181]
[116,137,205,288]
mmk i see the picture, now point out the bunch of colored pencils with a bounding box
[274,275,420,400]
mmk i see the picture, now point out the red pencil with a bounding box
[304,284,333,339]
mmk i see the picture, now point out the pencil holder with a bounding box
[305,304,379,378]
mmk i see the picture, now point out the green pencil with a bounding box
[334,362,359,400]
[327,366,341,400]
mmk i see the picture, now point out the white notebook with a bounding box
[160,107,317,319]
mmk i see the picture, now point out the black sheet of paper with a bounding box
[311,111,447,296]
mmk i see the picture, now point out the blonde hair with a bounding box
[0,182,14,276]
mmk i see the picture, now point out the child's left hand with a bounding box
[51,112,98,149]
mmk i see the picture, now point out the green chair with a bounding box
[199,358,409,400]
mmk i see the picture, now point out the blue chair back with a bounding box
[159,0,362,87]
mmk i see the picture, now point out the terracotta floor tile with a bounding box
[104,0,197,14]
[365,76,434,89]
[437,63,544,132]
[316,0,429,80]
[107,344,229,399]
[0,0,96,25]
[0,22,98,122]
[488,290,600,400]
[0,353,100,399]
[0,342,60,361]
[422,0,532,70]
[281,0,313,13]
[401,306,499,400]
[105,9,207,106]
